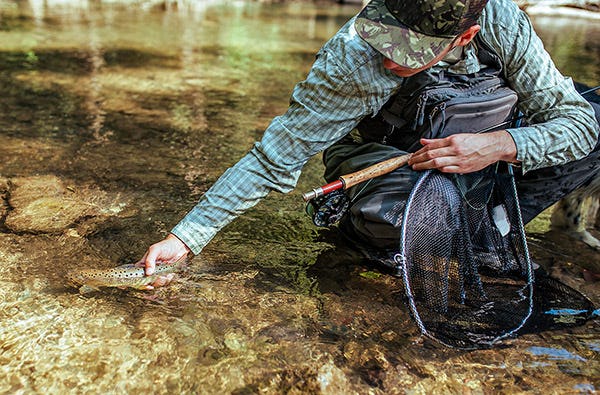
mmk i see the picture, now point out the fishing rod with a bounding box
[302,153,412,201]
[301,84,600,202]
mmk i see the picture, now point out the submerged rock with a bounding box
[4,175,134,234]
[317,361,351,395]
[0,176,8,222]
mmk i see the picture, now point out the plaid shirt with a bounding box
[172,0,598,254]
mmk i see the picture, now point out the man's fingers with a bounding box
[139,235,191,281]
[438,165,462,173]
[410,155,461,171]
[419,137,453,149]
[135,251,148,266]
[145,247,160,276]
[152,273,175,288]
[411,147,454,162]
[410,147,458,168]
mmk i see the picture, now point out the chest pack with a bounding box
[357,39,519,152]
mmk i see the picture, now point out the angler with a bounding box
[139,0,599,283]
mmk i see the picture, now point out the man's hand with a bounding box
[138,233,191,287]
[408,130,519,173]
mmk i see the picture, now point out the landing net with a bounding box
[396,164,535,349]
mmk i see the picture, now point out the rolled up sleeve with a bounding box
[482,0,599,173]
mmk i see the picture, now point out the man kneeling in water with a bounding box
[137,0,600,286]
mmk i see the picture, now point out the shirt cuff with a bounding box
[506,127,531,174]
[171,216,216,255]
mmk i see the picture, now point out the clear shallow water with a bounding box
[0,1,599,393]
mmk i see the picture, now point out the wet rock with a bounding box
[317,361,351,395]
[4,175,134,234]
[0,176,8,221]
[342,341,392,389]
[255,321,306,343]
[223,330,248,352]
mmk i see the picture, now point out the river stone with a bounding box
[5,175,130,234]
[0,176,8,220]
[317,361,351,395]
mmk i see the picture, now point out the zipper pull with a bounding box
[428,102,447,136]
[429,102,446,121]
[412,93,428,129]
[382,125,395,145]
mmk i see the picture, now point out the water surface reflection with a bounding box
[0,1,598,393]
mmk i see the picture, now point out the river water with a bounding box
[0,1,598,394]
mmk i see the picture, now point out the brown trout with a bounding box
[67,256,188,293]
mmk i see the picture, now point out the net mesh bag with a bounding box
[395,164,535,349]
[522,272,597,334]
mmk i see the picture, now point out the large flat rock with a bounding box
[4,175,133,234]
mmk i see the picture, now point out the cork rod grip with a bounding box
[339,153,412,189]
[302,153,413,202]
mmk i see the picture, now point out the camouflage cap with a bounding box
[355,0,488,69]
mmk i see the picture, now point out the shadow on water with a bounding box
[0,48,180,74]
[0,1,599,394]
[0,13,34,31]
[0,67,91,139]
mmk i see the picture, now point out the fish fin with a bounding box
[116,285,152,291]
[78,284,100,294]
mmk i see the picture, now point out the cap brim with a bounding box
[355,0,455,69]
